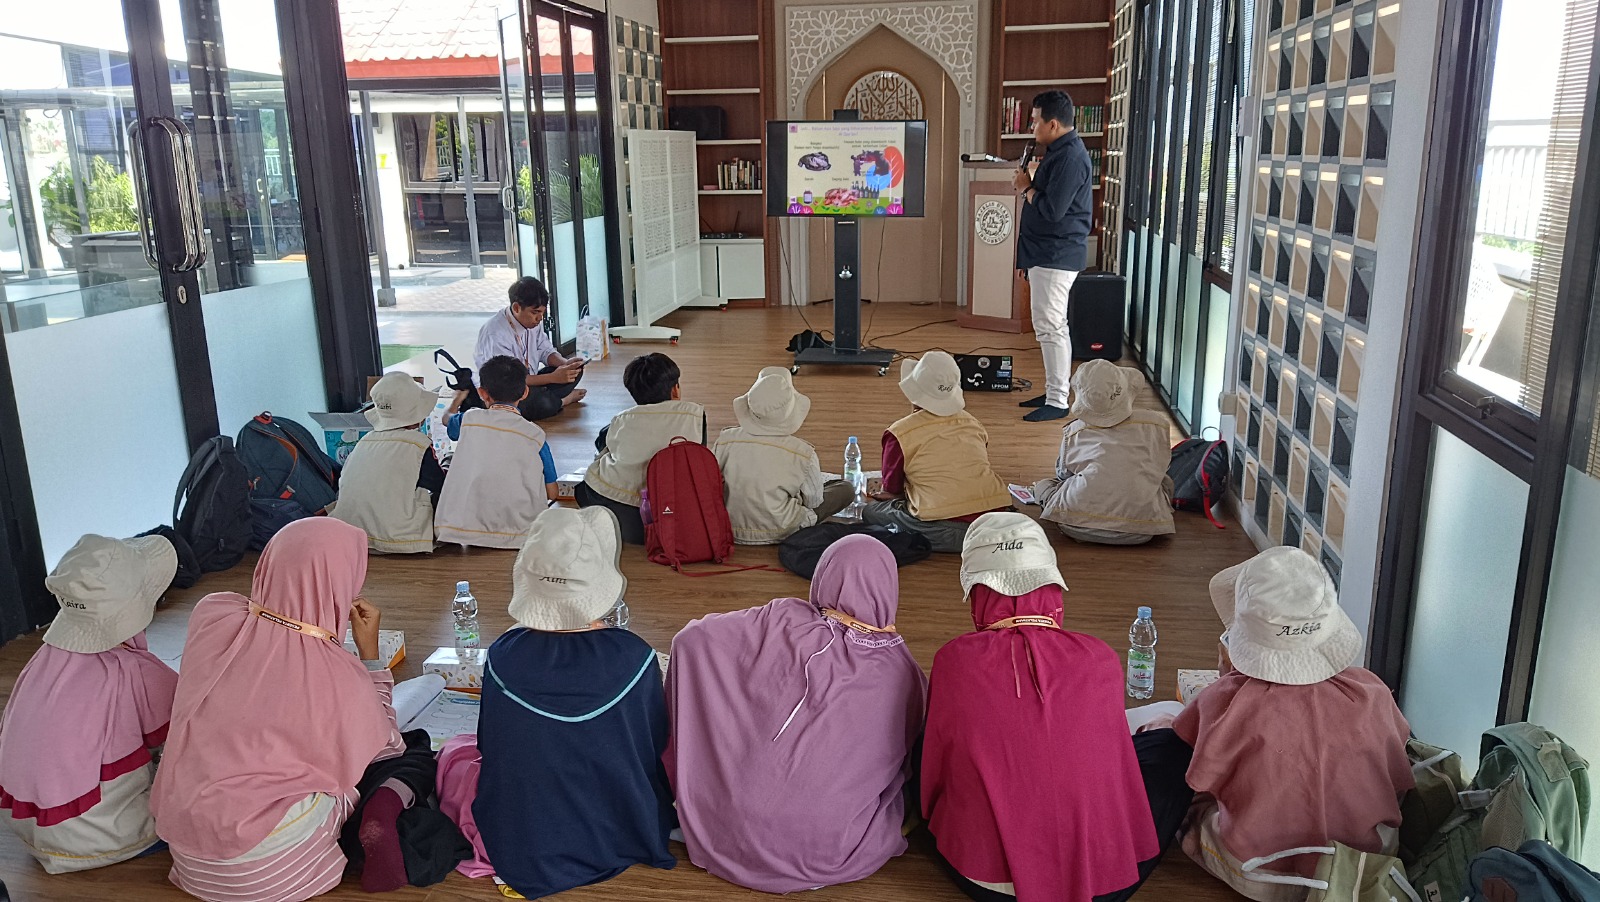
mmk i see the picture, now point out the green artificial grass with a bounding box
[380,344,438,367]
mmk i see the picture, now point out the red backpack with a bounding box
[645,438,737,571]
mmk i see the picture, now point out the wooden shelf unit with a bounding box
[659,0,775,302]
[991,0,1115,267]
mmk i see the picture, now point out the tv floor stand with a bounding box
[792,217,895,376]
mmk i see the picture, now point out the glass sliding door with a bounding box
[501,0,621,347]
[159,0,327,429]
[0,4,191,563]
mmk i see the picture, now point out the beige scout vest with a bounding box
[888,409,1011,521]
[584,400,705,506]
[1034,410,1176,536]
[434,408,551,549]
[713,426,825,544]
[329,428,435,553]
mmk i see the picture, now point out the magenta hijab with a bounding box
[151,518,398,860]
[921,584,1158,902]
[665,535,928,893]
[0,634,176,822]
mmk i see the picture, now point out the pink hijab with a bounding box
[921,585,1157,902]
[0,634,176,823]
[151,518,398,859]
[665,535,927,893]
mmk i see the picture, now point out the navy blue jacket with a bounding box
[1016,130,1095,272]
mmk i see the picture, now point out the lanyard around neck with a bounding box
[820,607,897,635]
[505,310,533,369]
[985,615,1060,631]
[249,602,339,643]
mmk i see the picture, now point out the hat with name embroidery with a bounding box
[509,506,627,631]
[43,534,178,654]
[898,351,966,417]
[1209,545,1363,685]
[959,512,1067,600]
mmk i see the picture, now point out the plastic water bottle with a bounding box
[1127,606,1157,699]
[602,600,631,630]
[452,581,481,664]
[843,436,865,517]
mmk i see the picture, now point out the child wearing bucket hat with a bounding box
[713,367,854,544]
[331,371,445,553]
[0,534,179,873]
[1172,546,1413,899]
[473,506,677,897]
[861,352,1013,553]
[1032,359,1176,545]
[924,513,1190,902]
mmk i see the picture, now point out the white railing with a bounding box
[1476,119,1548,244]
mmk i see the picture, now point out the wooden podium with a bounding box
[960,161,1032,333]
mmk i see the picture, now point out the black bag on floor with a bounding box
[135,525,202,590]
[172,436,254,574]
[778,522,932,579]
[1168,437,1230,529]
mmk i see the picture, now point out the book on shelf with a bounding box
[1001,99,1107,138]
[715,158,761,191]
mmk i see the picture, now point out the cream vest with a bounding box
[713,426,825,544]
[1034,410,1176,536]
[329,428,435,553]
[434,408,551,549]
[584,400,705,506]
[888,409,1011,521]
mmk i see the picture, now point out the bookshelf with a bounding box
[659,0,775,303]
[990,0,1116,268]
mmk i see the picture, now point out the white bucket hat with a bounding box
[509,506,627,631]
[1070,359,1135,428]
[734,366,812,436]
[42,534,178,654]
[899,351,966,416]
[1210,545,1363,685]
[960,512,1067,599]
[366,372,440,431]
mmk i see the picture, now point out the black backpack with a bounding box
[172,436,254,573]
[135,525,202,590]
[1167,437,1230,529]
[236,412,341,522]
[778,522,932,579]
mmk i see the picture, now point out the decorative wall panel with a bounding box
[1232,0,1401,586]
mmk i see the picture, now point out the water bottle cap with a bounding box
[457,581,470,593]
[1137,606,1152,619]
[848,436,858,443]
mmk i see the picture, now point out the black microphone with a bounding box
[1019,141,1037,170]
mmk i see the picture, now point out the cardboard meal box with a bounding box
[1177,668,1220,704]
[424,646,485,693]
[343,629,406,670]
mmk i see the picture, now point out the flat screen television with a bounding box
[765,119,928,218]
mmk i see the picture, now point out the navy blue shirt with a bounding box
[1016,130,1095,272]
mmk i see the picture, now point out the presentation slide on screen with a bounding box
[781,121,910,216]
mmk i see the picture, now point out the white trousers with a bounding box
[1029,267,1079,407]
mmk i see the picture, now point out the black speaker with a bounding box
[668,106,726,141]
[1069,272,1126,361]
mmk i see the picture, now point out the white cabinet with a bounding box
[700,239,765,302]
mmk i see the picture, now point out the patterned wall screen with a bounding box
[616,16,664,316]
[843,70,926,120]
[1231,0,1401,586]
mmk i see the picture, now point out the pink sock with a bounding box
[358,787,408,892]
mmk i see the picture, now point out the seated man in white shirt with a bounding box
[468,276,587,422]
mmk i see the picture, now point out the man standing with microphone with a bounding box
[1013,90,1095,422]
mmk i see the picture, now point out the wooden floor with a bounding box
[0,306,1251,901]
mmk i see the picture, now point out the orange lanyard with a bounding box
[506,310,533,370]
[985,615,1060,631]
[249,602,339,643]
[821,608,897,635]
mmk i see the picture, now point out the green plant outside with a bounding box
[38,156,138,239]
[516,153,604,226]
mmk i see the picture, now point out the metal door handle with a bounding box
[502,183,516,208]
[148,117,207,273]
[125,120,160,271]
[125,117,208,273]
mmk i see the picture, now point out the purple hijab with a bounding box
[665,535,928,892]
